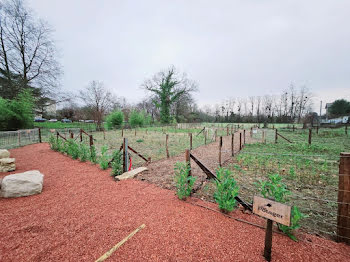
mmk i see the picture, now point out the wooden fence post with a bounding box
[316,126,319,135]
[215,130,217,141]
[239,132,242,150]
[231,133,234,157]
[204,130,207,145]
[250,127,253,137]
[189,133,193,150]
[275,129,278,143]
[185,149,191,176]
[70,131,74,139]
[38,128,42,143]
[227,127,229,136]
[308,128,312,145]
[262,130,265,144]
[219,136,222,167]
[89,135,93,147]
[243,130,246,145]
[80,129,82,142]
[123,138,128,172]
[337,152,350,244]
[166,134,169,158]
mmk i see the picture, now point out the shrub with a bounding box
[0,89,34,131]
[174,162,196,200]
[66,139,80,159]
[129,110,144,127]
[214,168,239,213]
[111,150,123,176]
[99,145,110,170]
[106,110,124,130]
[49,135,58,151]
[79,143,89,162]
[90,145,97,163]
[255,174,307,241]
[136,139,144,143]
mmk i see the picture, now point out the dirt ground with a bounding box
[1,143,350,261]
[138,131,250,201]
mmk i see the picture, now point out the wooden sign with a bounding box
[253,196,291,226]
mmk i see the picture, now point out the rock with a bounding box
[115,167,148,181]
[0,149,10,159]
[0,158,16,172]
[0,170,44,198]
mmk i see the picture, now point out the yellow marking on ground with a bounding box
[95,224,146,262]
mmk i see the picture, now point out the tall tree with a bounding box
[143,66,197,123]
[329,99,350,116]
[0,0,61,99]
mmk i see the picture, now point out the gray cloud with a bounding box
[28,0,350,110]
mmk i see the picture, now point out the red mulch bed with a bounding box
[1,143,350,261]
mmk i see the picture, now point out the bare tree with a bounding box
[79,81,114,130]
[0,0,61,99]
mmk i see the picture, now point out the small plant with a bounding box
[66,139,80,159]
[174,162,196,200]
[48,135,58,151]
[279,206,308,241]
[90,145,97,164]
[214,167,239,213]
[111,150,123,176]
[136,139,144,143]
[99,145,110,170]
[79,143,89,162]
[255,174,307,241]
[255,174,290,203]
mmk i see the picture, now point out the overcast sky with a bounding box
[28,0,350,112]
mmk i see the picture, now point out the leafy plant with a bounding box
[66,139,80,159]
[174,162,196,200]
[49,135,58,151]
[111,150,123,176]
[214,167,239,213]
[99,145,110,170]
[79,143,89,162]
[90,145,97,164]
[255,174,290,203]
[279,206,308,241]
[255,174,306,241]
[136,139,144,143]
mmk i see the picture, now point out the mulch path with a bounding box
[1,143,350,261]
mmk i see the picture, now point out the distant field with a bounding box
[34,121,97,130]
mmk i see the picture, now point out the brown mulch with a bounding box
[1,143,350,261]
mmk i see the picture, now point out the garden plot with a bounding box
[193,127,350,240]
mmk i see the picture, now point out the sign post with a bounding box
[253,196,291,262]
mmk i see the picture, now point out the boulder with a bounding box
[0,158,16,172]
[0,170,44,198]
[0,149,10,159]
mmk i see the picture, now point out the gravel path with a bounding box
[1,143,350,261]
